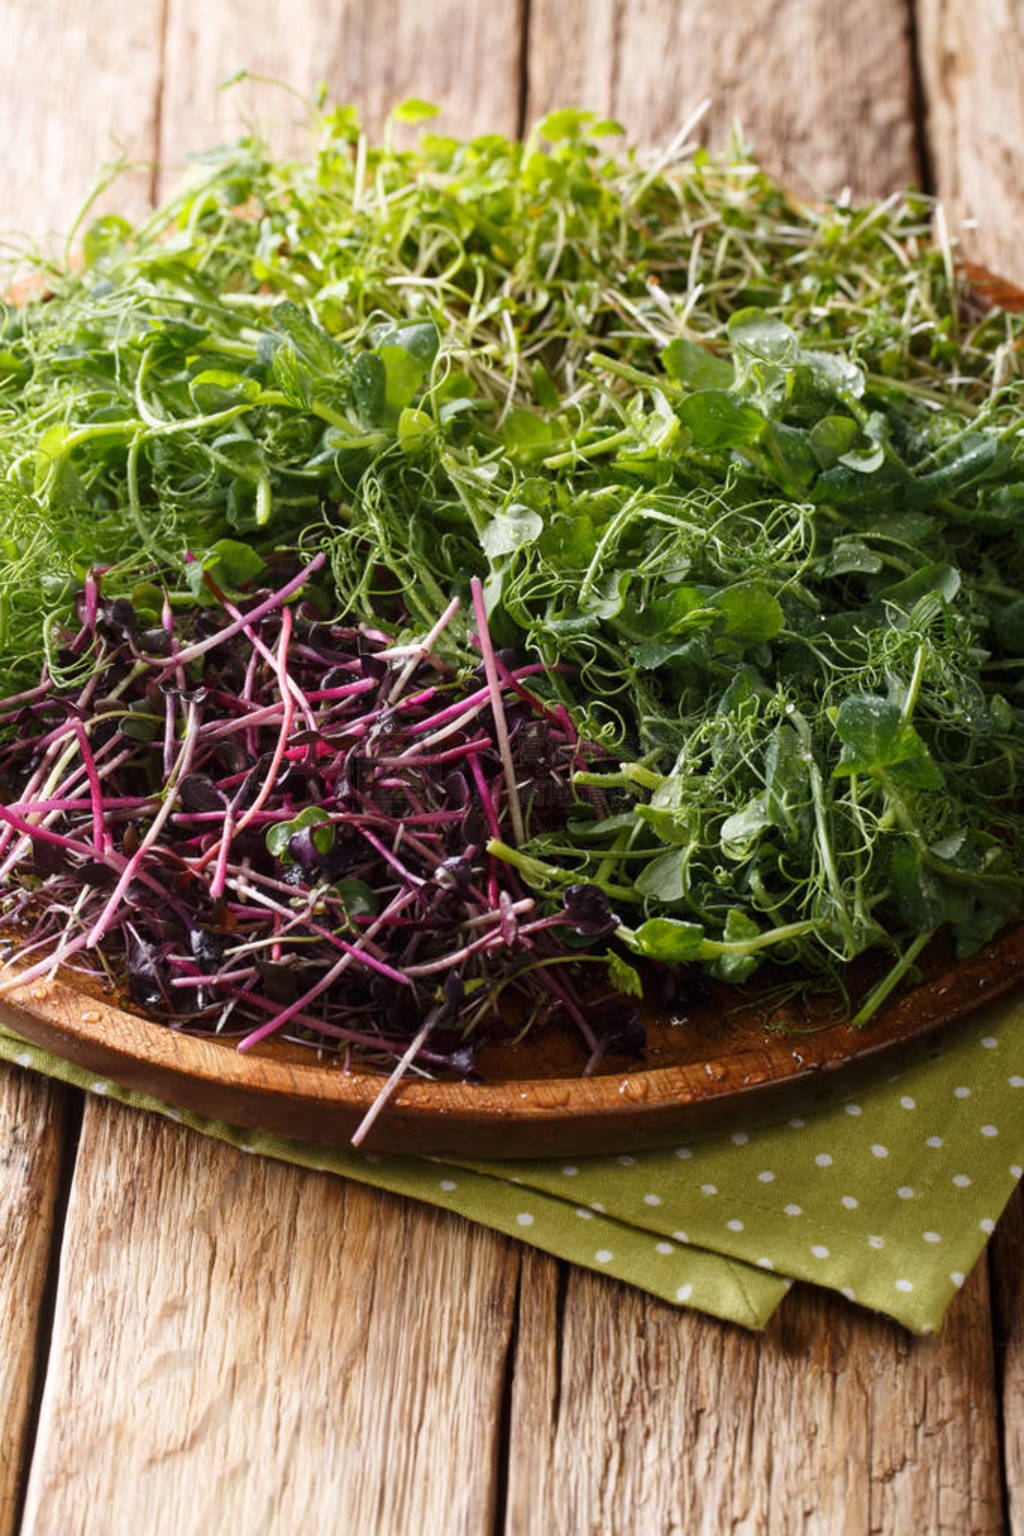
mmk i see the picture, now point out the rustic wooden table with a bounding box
[1,3,1022,1531]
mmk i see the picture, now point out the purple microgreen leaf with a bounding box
[562,883,620,937]
[178,774,228,813]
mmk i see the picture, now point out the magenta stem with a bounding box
[160,552,325,670]
[236,890,415,1051]
[470,578,525,845]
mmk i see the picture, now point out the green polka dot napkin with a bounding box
[3,991,1023,1334]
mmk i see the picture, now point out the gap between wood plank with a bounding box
[515,0,532,138]
[989,1181,1024,1532]
[9,1092,83,1535]
[987,1248,1013,1534]
[149,0,172,205]
[906,0,936,193]
[491,1251,523,1534]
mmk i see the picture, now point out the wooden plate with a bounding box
[1,926,1022,1157]
[1,263,1023,1158]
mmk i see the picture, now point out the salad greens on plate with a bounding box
[0,99,1022,1091]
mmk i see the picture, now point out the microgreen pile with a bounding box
[0,99,1023,1059]
[0,558,650,1134]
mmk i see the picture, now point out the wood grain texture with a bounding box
[990,1182,1024,1534]
[505,1252,1002,1535]
[0,0,164,247]
[1,9,1023,1532]
[158,0,524,189]
[19,1097,519,1536]
[527,0,920,196]
[0,1067,66,1536]
[918,0,1024,282]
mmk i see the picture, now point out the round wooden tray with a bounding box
[2,261,1023,1158]
[2,926,1023,1157]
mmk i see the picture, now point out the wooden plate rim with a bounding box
[2,924,1023,1155]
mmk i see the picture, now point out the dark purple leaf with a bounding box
[78,860,116,887]
[179,774,227,813]
[435,855,472,889]
[106,598,138,635]
[189,927,227,967]
[655,969,711,1010]
[127,931,168,1010]
[32,839,68,878]
[138,627,173,656]
[287,826,326,876]
[591,998,645,1054]
[255,957,303,1003]
[443,969,465,1003]
[562,884,620,937]
[443,770,469,807]
[358,646,387,681]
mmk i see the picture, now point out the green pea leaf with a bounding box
[480,502,544,560]
[391,98,439,125]
[333,878,380,918]
[539,108,593,141]
[710,582,784,642]
[800,349,865,399]
[879,563,961,612]
[34,424,75,498]
[763,421,818,492]
[83,214,133,268]
[375,321,440,411]
[352,352,387,425]
[634,780,698,848]
[913,433,1001,499]
[184,539,265,601]
[501,406,557,455]
[720,797,772,859]
[994,598,1024,654]
[832,695,944,788]
[709,908,762,982]
[635,848,686,901]
[269,301,347,375]
[819,538,884,577]
[397,406,433,454]
[661,337,733,390]
[764,725,811,838]
[629,917,706,963]
[809,414,860,469]
[530,362,560,410]
[189,369,262,414]
[678,390,765,450]
[727,308,798,364]
[973,483,1024,531]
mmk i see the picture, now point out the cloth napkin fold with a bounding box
[3,990,1023,1334]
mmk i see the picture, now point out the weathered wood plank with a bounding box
[0,0,164,247]
[505,1254,1002,1535]
[158,0,524,187]
[990,1182,1024,1534]
[20,1099,520,1536]
[527,0,920,196]
[917,0,1024,281]
[0,1066,67,1536]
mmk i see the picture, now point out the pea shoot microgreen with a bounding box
[1,102,1022,1031]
